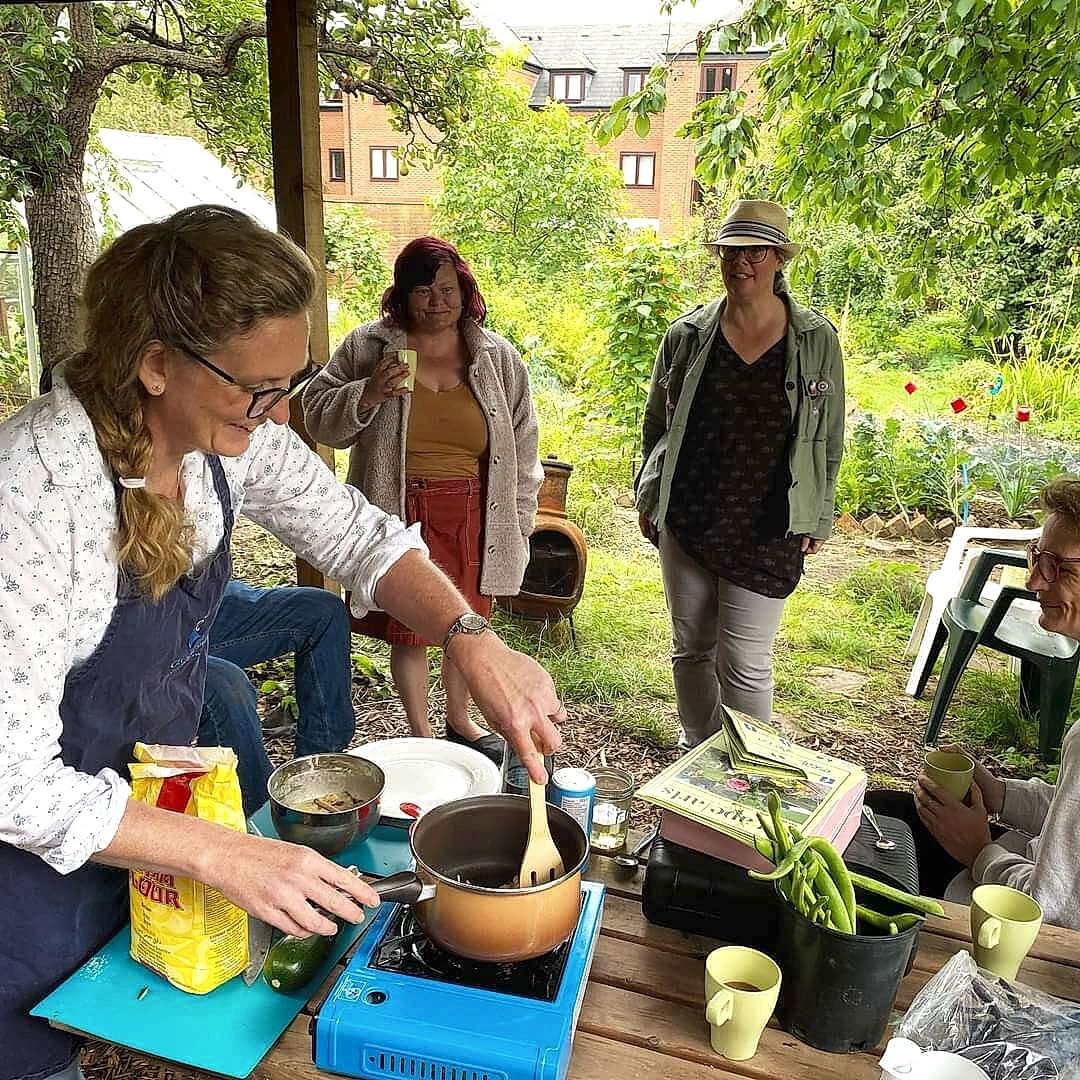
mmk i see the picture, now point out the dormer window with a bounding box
[550,71,586,103]
[623,69,648,96]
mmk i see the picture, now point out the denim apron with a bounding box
[0,456,234,1080]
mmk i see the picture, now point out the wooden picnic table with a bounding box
[146,832,1080,1080]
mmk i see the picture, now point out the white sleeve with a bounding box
[0,492,130,873]
[238,423,427,615]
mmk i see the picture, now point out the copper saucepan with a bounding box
[370,794,589,962]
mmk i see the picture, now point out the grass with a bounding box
[493,546,676,746]
[845,361,953,417]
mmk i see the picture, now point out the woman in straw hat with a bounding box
[635,199,845,746]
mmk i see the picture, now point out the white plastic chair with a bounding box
[905,526,1041,697]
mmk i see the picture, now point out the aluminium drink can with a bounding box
[549,767,596,836]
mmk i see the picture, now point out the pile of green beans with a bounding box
[748,793,945,935]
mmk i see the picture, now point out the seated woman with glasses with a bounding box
[868,476,1080,929]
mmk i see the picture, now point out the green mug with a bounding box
[397,348,417,392]
[704,946,782,1061]
[971,884,1043,980]
[924,750,975,800]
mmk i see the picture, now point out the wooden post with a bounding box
[266,0,336,590]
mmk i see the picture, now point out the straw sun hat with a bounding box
[705,199,802,260]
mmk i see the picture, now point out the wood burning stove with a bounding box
[505,457,588,638]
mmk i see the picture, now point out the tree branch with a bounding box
[97,17,265,79]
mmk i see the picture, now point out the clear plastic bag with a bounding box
[897,951,1080,1080]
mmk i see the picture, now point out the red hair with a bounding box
[381,237,486,326]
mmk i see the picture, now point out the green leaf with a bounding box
[634,113,651,138]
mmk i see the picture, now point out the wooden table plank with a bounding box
[577,983,881,1080]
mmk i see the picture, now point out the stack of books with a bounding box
[638,707,867,872]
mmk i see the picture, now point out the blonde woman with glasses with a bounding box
[0,205,563,1080]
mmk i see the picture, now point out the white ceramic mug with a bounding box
[880,1038,990,1080]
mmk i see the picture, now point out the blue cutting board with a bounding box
[31,811,412,1078]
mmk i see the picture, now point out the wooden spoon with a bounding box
[518,772,565,887]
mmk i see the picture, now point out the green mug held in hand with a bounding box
[924,750,975,800]
[704,946,782,1061]
[971,884,1043,980]
[397,348,417,392]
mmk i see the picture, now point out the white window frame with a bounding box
[621,152,655,188]
[550,71,586,103]
[370,147,399,182]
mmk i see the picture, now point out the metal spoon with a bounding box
[613,824,659,877]
[862,805,896,851]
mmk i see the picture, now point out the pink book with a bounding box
[659,777,867,871]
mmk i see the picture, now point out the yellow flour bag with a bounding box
[127,743,248,994]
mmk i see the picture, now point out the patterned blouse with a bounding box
[0,378,425,874]
[666,329,805,599]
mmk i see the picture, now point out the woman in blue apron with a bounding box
[0,205,564,1080]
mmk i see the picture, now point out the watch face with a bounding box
[460,613,487,632]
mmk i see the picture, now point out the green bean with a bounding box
[808,838,856,928]
[856,905,928,936]
[889,922,899,935]
[791,861,808,914]
[806,853,853,933]
[757,811,779,845]
[748,837,814,882]
[767,793,792,857]
[754,834,776,863]
[849,871,946,917]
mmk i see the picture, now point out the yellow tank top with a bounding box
[405,381,489,479]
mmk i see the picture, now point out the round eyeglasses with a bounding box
[173,343,320,419]
[1027,542,1080,583]
[718,245,773,264]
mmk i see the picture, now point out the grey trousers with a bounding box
[659,527,787,747]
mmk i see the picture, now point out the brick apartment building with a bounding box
[318,18,767,253]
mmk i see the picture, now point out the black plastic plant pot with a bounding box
[773,884,921,1054]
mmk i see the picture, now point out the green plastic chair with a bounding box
[914,548,1079,762]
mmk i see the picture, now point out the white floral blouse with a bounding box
[0,378,425,874]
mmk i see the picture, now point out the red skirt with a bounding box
[351,477,493,648]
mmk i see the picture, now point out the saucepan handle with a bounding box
[372,871,436,904]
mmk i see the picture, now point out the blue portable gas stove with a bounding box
[312,881,605,1080]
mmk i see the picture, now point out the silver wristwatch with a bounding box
[442,611,490,652]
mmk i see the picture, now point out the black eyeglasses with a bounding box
[1027,543,1080,584]
[172,343,320,419]
[718,245,773,264]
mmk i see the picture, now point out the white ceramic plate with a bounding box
[349,737,501,823]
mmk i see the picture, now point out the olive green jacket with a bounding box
[635,288,845,540]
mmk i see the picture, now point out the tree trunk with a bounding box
[25,164,99,373]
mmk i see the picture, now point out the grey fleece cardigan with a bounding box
[302,317,542,597]
[944,722,1080,929]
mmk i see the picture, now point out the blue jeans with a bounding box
[197,581,356,816]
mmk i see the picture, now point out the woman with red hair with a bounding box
[304,237,542,763]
